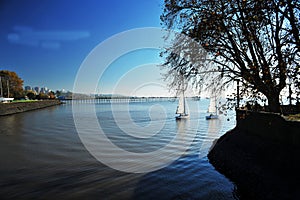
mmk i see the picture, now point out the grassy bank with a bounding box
[12,99,38,103]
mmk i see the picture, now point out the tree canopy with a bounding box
[161,0,300,112]
[0,70,24,98]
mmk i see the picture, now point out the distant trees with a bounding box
[36,93,49,100]
[0,70,24,98]
[55,90,62,97]
[26,91,36,100]
[48,91,56,99]
[161,0,300,112]
[25,90,56,100]
[0,70,61,100]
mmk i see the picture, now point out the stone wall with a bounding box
[0,100,62,116]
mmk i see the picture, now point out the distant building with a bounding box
[40,87,48,94]
[34,86,40,94]
[24,86,32,91]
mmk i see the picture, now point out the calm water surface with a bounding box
[0,99,238,199]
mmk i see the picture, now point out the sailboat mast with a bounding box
[182,74,186,114]
[183,88,185,114]
[215,95,217,115]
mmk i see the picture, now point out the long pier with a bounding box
[60,97,180,104]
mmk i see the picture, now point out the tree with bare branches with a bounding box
[161,0,300,112]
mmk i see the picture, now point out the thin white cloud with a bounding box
[7,26,90,49]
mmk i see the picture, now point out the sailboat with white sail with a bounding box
[176,89,189,119]
[175,74,189,120]
[205,95,218,120]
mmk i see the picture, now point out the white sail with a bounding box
[175,74,189,119]
[208,96,217,114]
[176,92,185,114]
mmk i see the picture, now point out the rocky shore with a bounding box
[0,100,62,116]
[208,110,300,200]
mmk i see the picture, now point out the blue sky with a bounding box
[0,0,170,95]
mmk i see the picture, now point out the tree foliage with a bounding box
[161,0,300,112]
[26,91,36,100]
[36,93,49,100]
[0,70,24,98]
[48,91,56,99]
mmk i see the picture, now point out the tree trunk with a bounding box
[266,93,281,113]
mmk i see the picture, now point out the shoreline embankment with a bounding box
[208,109,300,200]
[0,100,62,116]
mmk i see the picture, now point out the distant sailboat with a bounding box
[176,74,189,120]
[206,95,218,120]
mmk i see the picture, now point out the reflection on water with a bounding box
[133,156,235,200]
[134,110,234,199]
[0,100,237,199]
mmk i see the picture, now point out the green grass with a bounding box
[285,113,300,121]
[12,99,38,103]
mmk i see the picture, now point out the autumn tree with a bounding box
[161,0,300,112]
[0,70,24,98]
[48,91,56,99]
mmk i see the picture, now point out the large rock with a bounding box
[208,111,300,200]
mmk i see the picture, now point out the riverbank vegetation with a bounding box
[1,70,63,101]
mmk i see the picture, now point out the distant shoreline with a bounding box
[0,100,62,116]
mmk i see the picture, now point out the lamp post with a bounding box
[0,76,3,97]
[7,79,10,98]
[236,79,240,108]
[0,76,11,98]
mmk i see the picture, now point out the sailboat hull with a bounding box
[205,114,218,120]
[176,114,189,120]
